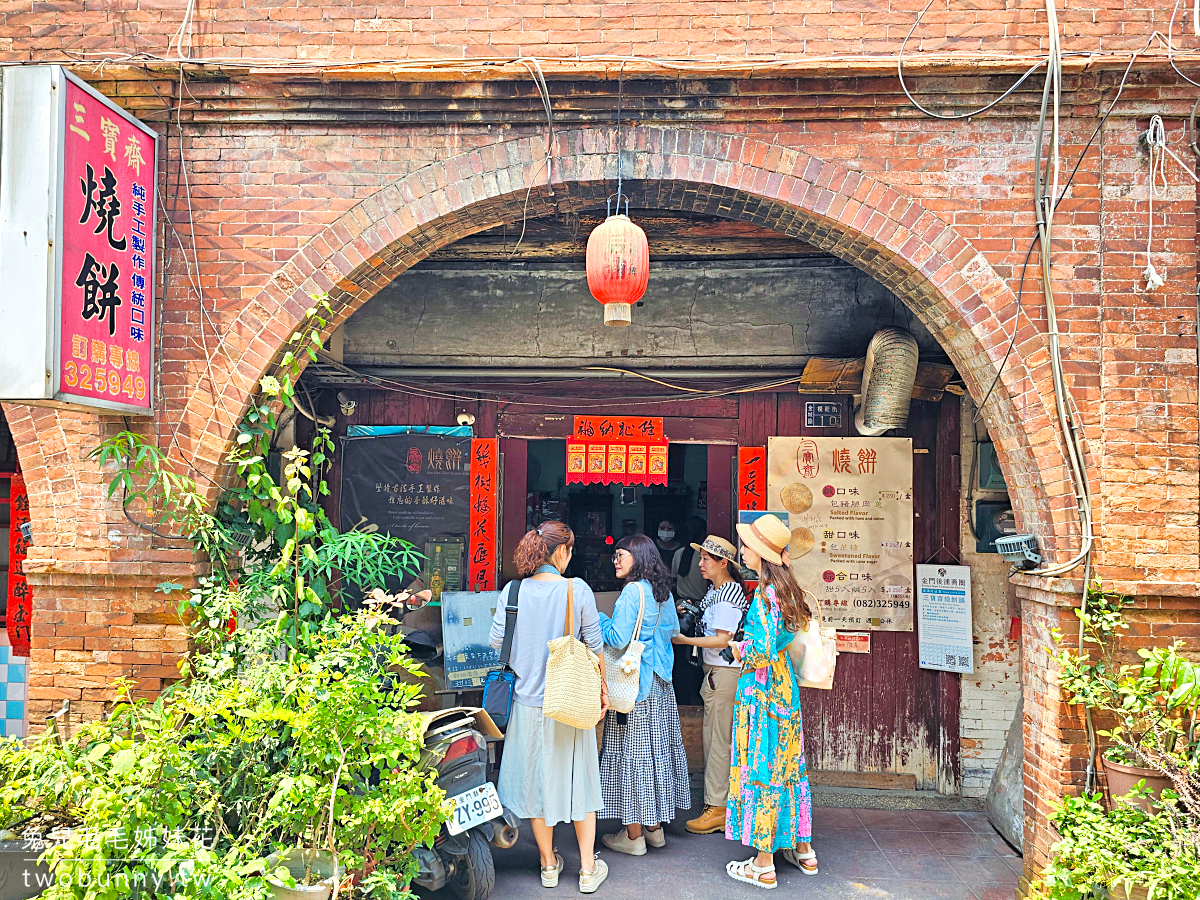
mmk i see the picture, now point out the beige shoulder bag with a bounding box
[543,579,604,729]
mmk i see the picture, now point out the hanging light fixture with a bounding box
[586,65,649,327]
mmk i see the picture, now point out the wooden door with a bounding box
[747,392,961,792]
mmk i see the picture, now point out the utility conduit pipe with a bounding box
[853,328,920,436]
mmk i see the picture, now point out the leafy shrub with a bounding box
[1043,582,1200,900]
[0,304,449,898]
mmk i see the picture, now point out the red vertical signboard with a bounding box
[469,439,499,591]
[58,76,157,413]
[7,471,31,658]
[737,447,767,511]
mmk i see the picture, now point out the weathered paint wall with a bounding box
[959,395,1022,799]
[344,257,944,368]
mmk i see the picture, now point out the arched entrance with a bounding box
[165,126,1073,559]
[4,124,1076,878]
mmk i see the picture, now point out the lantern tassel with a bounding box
[603,302,632,326]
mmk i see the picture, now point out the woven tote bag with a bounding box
[784,594,838,690]
[602,582,647,714]
[543,579,604,729]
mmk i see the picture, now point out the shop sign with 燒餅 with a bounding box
[566,416,668,486]
[767,437,914,631]
[0,66,158,415]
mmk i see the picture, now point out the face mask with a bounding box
[658,529,675,541]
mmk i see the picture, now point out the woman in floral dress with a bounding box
[725,513,818,889]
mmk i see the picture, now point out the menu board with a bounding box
[767,437,914,631]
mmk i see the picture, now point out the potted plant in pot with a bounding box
[1054,584,1176,809]
[1039,581,1200,899]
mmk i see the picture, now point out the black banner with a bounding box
[339,434,472,550]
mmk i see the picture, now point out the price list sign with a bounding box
[767,437,914,631]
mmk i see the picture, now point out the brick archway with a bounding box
[168,126,1072,557]
[5,126,1077,565]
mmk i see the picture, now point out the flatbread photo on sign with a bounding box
[781,482,813,515]
[789,526,815,558]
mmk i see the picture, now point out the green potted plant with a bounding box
[1041,581,1200,899]
[1054,584,1174,809]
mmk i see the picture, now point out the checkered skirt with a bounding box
[599,675,692,825]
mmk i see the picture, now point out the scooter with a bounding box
[411,708,519,900]
[368,591,517,900]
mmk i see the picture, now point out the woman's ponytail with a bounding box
[512,520,574,576]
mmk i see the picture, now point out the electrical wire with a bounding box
[1168,0,1200,89]
[1020,0,1095,579]
[507,58,557,260]
[308,352,808,409]
[971,34,1151,427]
[616,61,626,212]
[1139,114,1200,291]
[25,45,1200,77]
[898,0,1049,120]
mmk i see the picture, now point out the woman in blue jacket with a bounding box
[597,533,691,855]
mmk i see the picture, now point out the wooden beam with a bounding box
[809,770,919,790]
[430,211,825,261]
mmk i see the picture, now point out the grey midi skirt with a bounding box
[497,700,603,827]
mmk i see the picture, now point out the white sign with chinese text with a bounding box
[767,437,914,631]
[916,564,974,674]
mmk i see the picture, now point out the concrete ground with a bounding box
[425,787,1022,900]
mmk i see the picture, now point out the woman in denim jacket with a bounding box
[597,533,691,855]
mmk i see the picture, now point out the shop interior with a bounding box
[524,439,710,593]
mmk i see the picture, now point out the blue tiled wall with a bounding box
[0,638,28,738]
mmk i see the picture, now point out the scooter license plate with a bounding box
[446,782,503,835]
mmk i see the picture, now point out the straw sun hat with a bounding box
[690,535,739,564]
[735,513,791,566]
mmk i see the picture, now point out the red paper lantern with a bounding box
[586,214,649,326]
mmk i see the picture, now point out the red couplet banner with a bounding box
[468,439,498,591]
[737,447,767,511]
[7,471,31,658]
[58,77,157,413]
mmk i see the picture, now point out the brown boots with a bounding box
[685,805,727,835]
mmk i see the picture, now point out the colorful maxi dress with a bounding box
[725,584,813,852]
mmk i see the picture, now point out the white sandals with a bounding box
[726,858,778,889]
[781,847,819,875]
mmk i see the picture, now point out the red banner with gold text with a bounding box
[567,417,668,486]
[737,447,767,511]
[468,439,498,591]
[7,471,32,657]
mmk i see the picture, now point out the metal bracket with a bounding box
[44,699,69,744]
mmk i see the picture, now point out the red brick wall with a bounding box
[1,14,1198,886]
[1,1,1197,60]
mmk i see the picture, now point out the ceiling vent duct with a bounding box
[854,328,920,436]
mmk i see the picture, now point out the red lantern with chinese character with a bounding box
[586,214,649,326]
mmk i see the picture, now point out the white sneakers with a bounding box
[579,857,609,893]
[601,828,646,856]
[542,852,609,893]
[540,853,564,888]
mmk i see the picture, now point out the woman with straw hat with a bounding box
[671,535,748,836]
[724,513,818,888]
